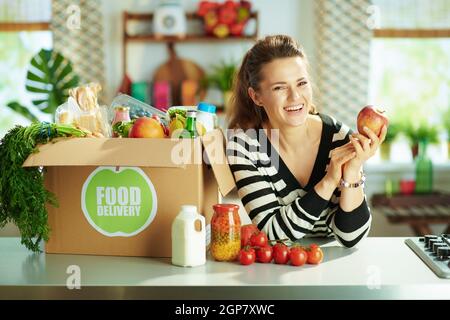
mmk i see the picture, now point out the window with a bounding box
[368,0,450,163]
[0,0,52,137]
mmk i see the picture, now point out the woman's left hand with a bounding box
[345,125,388,172]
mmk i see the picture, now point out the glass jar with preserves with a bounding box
[210,204,241,262]
[112,106,131,137]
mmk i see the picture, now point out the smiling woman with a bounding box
[226,35,387,248]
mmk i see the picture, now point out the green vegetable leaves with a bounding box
[0,122,88,252]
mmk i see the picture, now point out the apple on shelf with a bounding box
[357,105,389,138]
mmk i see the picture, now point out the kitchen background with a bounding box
[0,0,449,238]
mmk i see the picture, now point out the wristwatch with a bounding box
[339,172,366,188]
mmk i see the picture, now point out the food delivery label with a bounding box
[81,167,157,237]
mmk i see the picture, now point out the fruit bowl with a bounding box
[197,0,252,38]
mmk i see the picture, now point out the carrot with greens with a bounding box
[0,122,90,252]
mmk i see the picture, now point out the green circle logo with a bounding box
[81,167,157,237]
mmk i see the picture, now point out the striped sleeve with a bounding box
[327,116,372,248]
[226,135,329,242]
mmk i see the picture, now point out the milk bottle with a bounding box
[171,205,206,267]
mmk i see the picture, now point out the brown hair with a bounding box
[227,35,317,130]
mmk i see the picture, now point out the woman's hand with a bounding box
[345,125,387,173]
[323,142,357,186]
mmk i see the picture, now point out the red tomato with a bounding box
[240,224,259,247]
[289,246,307,266]
[307,245,324,265]
[238,247,255,265]
[256,245,273,263]
[250,231,268,248]
[272,243,290,264]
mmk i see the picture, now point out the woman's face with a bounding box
[250,56,313,128]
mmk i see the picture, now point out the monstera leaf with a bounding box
[25,49,79,114]
[6,49,79,121]
[6,101,39,122]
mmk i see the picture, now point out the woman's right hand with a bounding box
[323,142,356,186]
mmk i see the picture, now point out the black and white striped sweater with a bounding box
[226,113,371,248]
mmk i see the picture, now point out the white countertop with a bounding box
[1,237,449,299]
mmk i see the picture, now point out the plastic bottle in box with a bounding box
[196,102,217,136]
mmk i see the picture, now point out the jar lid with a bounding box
[197,102,216,114]
[115,106,130,112]
[213,204,239,214]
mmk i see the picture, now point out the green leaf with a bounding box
[55,63,73,84]
[25,84,50,94]
[26,70,47,84]
[59,75,80,91]
[26,49,79,115]
[32,99,48,109]
[50,53,64,75]
[6,102,39,122]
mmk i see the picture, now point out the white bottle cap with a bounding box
[181,205,197,213]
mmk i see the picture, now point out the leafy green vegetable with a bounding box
[0,122,89,252]
[167,108,187,120]
[112,120,135,138]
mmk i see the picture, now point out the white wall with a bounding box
[102,0,316,101]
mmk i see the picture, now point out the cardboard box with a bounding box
[23,129,235,257]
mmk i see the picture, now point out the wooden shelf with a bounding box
[0,22,50,32]
[371,192,450,208]
[373,28,450,38]
[121,10,258,106]
[121,10,258,90]
[125,34,257,43]
[123,11,258,43]
[371,192,450,235]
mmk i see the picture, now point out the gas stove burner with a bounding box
[405,234,450,279]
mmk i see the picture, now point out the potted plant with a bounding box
[6,49,79,122]
[206,59,237,109]
[402,119,439,159]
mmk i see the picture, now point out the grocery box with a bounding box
[23,129,235,257]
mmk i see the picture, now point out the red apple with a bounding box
[357,105,389,138]
[197,1,215,17]
[230,22,245,36]
[129,117,165,138]
[219,6,237,25]
[151,114,169,137]
[224,0,238,10]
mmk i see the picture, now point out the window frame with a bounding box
[0,22,49,32]
[374,28,450,38]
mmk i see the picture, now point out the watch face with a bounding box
[163,15,176,29]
